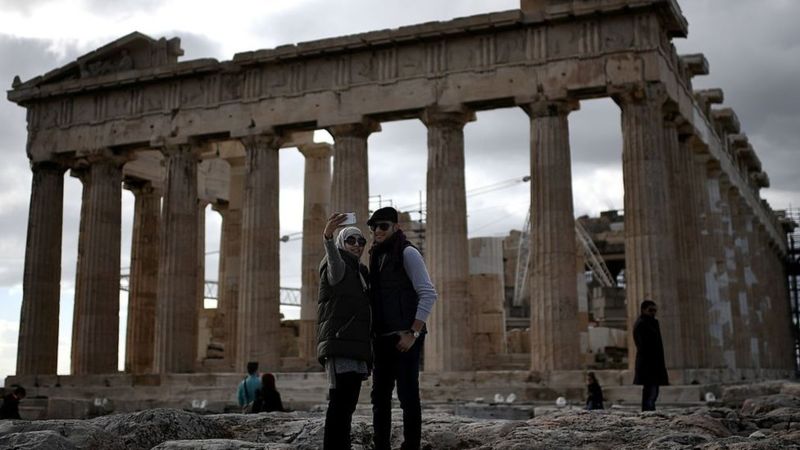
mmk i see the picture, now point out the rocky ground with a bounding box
[1,383,799,449]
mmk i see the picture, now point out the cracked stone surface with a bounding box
[2,384,800,449]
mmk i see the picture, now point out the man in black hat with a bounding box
[367,206,437,450]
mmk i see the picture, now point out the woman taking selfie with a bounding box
[317,213,372,449]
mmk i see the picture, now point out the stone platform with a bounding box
[5,368,794,420]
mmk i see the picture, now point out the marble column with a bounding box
[421,107,473,372]
[71,155,124,374]
[155,144,200,373]
[328,120,378,234]
[69,167,90,373]
[663,117,700,368]
[704,168,736,369]
[237,133,282,371]
[124,179,160,374]
[196,200,208,362]
[617,85,683,369]
[298,143,332,367]
[727,190,752,368]
[523,100,581,371]
[680,136,710,368]
[17,161,66,375]
[690,154,726,368]
[218,157,245,369]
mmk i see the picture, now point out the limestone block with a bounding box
[587,326,628,353]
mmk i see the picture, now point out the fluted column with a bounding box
[328,120,379,234]
[522,100,580,371]
[727,190,752,368]
[663,117,699,368]
[217,157,245,369]
[71,154,124,374]
[681,136,710,368]
[70,167,89,373]
[705,169,738,368]
[617,84,683,369]
[196,200,208,363]
[17,161,66,375]
[298,143,332,367]
[155,144,200,373]
[238,133,282,371]
[421,107,473,372]
[124,179,160,374]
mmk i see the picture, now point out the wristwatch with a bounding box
[411,330,420,339]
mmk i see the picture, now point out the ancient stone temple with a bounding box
[7,0,796,416]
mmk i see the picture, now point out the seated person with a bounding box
[252,373,287,413]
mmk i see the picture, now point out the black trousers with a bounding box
[641,384,659,411]
[323,372,363,450]
[372,335,424,450]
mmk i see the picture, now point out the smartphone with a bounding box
[341,212,357,225]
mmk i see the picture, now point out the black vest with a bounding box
[371,242,420,334]
[316,249,372,365]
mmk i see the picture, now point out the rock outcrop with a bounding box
[2,383,799,449]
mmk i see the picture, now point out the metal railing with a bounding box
[119,275,301,306]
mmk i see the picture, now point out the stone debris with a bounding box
[2,389,800,449]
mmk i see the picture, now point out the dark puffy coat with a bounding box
[316,249,372,366]
[633,315,669,386]
[369,230,420,334]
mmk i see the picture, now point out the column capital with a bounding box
[123,177,160,197]
[326,119,381,139]
[612,82,668,107]
[29,159,67,174]
[298,142,333,160]
[158,143,203,160]
[521,99,579,119]
[419,106,475,128]
[75,148,131,168]
[210,199,230,214]
[239,133,285,153]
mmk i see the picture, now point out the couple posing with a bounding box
[317,206,437,450]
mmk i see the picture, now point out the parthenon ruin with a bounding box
[7,0,797,412]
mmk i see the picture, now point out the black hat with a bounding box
[367,206,399,226]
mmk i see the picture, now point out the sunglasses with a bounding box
[344,236,367,247]
[369,222,393,232]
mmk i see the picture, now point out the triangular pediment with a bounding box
[16,32,183,89]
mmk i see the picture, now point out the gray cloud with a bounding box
[674,0,800,206]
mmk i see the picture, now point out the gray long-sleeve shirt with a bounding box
[400,246,437,323]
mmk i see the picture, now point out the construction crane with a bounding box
[575,219,616,288]
[512,211,615,306]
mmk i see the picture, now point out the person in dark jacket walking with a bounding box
[585,372,604,410]
[252,373,287,413]
[0,385,26,420]
[633,300,669,411]
[318,213,372,450]
[368,207,437,450]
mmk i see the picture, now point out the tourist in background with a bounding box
[633,300,669,411]
[368,207,437,450]
[0,384,26,420]
[585,372,604,410]
[251,373,287,413]
[318,213,373,449]
[237,361,261,413]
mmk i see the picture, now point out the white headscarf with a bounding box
[334,226,368,290]
[335,226,364,250]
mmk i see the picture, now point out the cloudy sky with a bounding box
[0,0,798,381]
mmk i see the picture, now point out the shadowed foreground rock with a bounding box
[2,394,800,449]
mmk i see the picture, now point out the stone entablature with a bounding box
[7,1,784,252]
